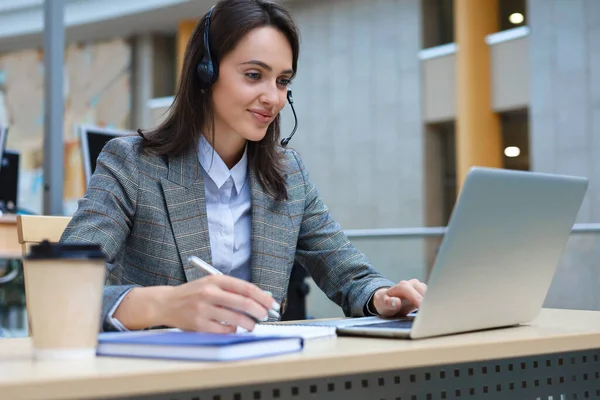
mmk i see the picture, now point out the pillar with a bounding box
[454,0,503,188]
[131,34,153,130]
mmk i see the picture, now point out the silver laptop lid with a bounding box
[411,167,588,339]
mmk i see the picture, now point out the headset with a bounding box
[196,6,298,147]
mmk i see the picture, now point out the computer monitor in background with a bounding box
[0,125,8,175]
[0,150,19,213]
[79,125,133,186]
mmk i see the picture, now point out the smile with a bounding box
[249,110,273,124]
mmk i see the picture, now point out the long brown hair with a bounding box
[138,0,300,200]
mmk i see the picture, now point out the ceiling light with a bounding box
[504,146,521,158]
[509,12,524,24]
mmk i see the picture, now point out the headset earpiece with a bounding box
[196,6,217,86]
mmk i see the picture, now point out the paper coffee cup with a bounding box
[24,241,106,360]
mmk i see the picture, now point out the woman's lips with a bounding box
[249,109,273,124]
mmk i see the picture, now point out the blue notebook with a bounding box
[97,331,304,361]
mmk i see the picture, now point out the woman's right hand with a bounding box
[157,275,280,333]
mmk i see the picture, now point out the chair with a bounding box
[16,215,72,335]
[16,215,72,256]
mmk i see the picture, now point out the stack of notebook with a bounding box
[97,324,335,362]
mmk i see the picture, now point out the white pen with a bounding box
[187,255,281,320]
[188,255,224,276]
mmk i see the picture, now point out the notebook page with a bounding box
[237,324,336,340]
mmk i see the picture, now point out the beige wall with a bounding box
[0,39,131,214]
[283,0,425,318]
[421,51,456,123]
[489,34,529,111]
[528,0,600,311]
[421,34,529,123]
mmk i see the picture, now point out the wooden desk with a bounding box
[0,214,20,259]
[0,309,599,400]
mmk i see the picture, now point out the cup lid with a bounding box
[25,240,106,260]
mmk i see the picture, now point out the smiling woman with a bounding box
[139,0,299,200]
[211,26,294,164]
[60,0,427,335]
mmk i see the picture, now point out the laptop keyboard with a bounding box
[358,319,414,329]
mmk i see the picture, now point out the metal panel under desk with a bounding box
[129,348,600,400]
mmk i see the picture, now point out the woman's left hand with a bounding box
[371,279,427,317]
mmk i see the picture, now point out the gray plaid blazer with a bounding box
[60,136,395,331]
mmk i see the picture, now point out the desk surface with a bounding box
[0,214,17,223]
[1,308,599,400]
[0,214,20,259]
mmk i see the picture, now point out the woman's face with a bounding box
[211,26,294,144]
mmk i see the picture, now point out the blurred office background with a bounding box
[0,0,598,333]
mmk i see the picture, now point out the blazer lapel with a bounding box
[249,170,294,308]
[161,145,212,282]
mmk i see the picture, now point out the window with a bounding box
[422,0,454,48]
[422,0,527,49]
[501,110,530,171]
[499,0,527,31]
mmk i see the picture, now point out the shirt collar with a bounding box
[198,135,248,194]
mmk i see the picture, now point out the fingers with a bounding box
[387,279,424,308]
[210,275,280,313]
[199,319,238,334]
[206,306,259,332]
[184,300,259,333]
[375,294,401,317]
[376,279,427,317]
[198,276,282,326]
[169,276,281,334]
[208,286,270,323]
[376,293,414,317]
[177,310,238,334]
[413,279,428,297]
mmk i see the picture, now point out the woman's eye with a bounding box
[246,72,261,80]
[277,78,291,87]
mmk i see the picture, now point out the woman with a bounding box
[61,0,427,333]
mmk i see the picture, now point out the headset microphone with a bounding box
[280,89,298,147]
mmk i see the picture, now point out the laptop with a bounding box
[336,167,588,340]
